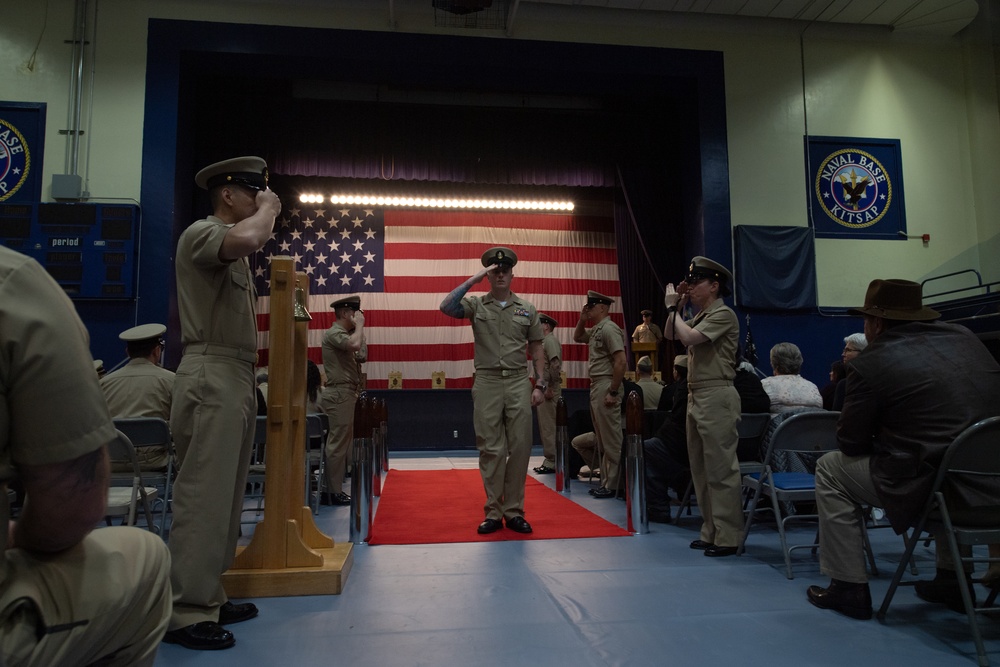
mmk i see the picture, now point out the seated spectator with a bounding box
[306,360,322,414]
[255,368,269,416]
[808,279,1000,621]
[761,342,823,413]
[643,355,689,522]
[571,431,600,479]
[1,245,171,665]
[733,360,772,461]
[831,333,868,411]
[643,356,772,523]
[656,357,686,412]
[734,360,771,415]
[100,323,175,471]
[635,355,663,410]
[821,360,846,411]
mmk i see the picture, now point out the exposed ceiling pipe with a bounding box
[66,0,89,176]
[506,0,521,37]
[388,0,397,30]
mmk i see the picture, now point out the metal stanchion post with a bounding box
[555,396,570,493]
[350,395,373,544]
[380,399,389,474]
[624,391,648,534]
[371,397,382,497]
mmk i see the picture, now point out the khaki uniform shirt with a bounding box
[637,377,664,410]
[174,215,257,353]
[460,292,543,369]
[632,322,663,343]
[0,247,117,589]
[100,358,174,420]
[686,299,738,384]
[322,322,366,388]
[579,317,625,379]
[542,332,563,388]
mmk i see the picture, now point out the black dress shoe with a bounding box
[590,486,617,499]
[477,518,503,534]
[807,579,873,620]
[321,492,352,506]
[218,600,258,625]
[506,516,533,534]
[689,539,713,550]
[163,621,235,650]
[704,545,738,557]
[914,569,976,613]
[533,464,555,474]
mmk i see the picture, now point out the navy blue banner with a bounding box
[806,135,906,240]
[0,102,46,204]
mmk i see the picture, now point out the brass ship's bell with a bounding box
[293,286,313,322]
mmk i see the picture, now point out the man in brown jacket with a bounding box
[807,279,1000,620]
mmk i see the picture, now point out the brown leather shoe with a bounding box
[807,580,873,620]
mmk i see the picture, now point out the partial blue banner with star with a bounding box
[805,135,907,240]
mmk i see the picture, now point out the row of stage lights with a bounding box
[297,193,574,211]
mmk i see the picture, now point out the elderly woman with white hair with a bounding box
[832,333,869,411]
[761,342,823,413]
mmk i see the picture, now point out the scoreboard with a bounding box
[0,202,140,299]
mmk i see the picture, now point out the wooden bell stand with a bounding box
[222,256,353,597]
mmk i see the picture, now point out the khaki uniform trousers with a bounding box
[590,377,622,491]
[535,388,561,467]
[472,372,533,521]
[572,431,599,471]
[168,353,256,629]
[687,385,742,547]
[815,451,961,584]
[319,386,358,494]
[0,527,171,667]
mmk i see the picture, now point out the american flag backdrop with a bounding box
[251,202,623,389]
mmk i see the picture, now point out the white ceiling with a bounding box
[510,0,980,36]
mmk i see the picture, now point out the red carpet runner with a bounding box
[368,468,632,545]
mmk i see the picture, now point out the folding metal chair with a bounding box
[306,412,328,514]
[111,417,174,534]
[105,430,160,532]
[877,416,1000,667]
[737,411,841,578]
[674,412,773,523]
[242,416,268,524]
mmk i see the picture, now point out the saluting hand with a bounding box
[664,283,680,309]
[257,188,282,219]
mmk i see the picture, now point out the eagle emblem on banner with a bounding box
[0,118,30,202]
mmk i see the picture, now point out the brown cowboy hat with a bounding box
[847,279,940,321]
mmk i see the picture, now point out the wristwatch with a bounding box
[608,388,619,396]
[535,381,548,392]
